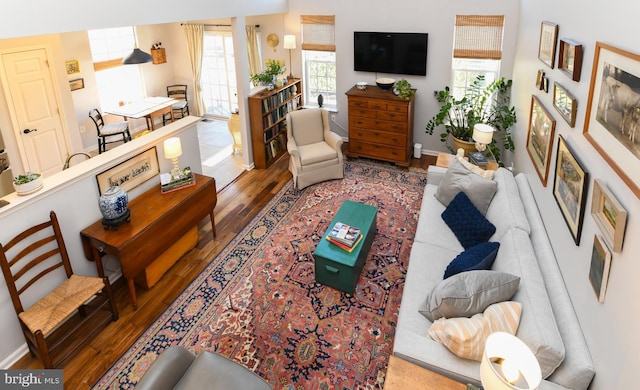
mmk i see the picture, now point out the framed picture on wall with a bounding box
[589,234,612,303]
[591,179,627,252]
[583,41,640,199]
[553,82,577,127]
[96,147,159,195]
[558,38,583,81]
[527,95,556,186]
[553,135,589,245]
[538,21,558,68]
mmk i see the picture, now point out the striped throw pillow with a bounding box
[457,156,495,180]
[427,301,522,361]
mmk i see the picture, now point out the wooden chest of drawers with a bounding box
[345,85,415,166]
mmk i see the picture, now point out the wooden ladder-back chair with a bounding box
[0,211,119,368]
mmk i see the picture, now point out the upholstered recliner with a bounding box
[286,108,344,190]
[136,346,272,390]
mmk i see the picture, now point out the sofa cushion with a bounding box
[442,192,496,249]
[516,174,595,389]
[428,301,522,361]
[420,270,520,321]
[443,242,500,279]
[435,158,498,215]
[492,228,565,379]
[484,168,531,240]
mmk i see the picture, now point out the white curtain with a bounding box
[182,23,205,116]
[245,25,261,76]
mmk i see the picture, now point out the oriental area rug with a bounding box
[94,159,427,390]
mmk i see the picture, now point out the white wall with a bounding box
[510,1,640,388]
[286,0,520,154]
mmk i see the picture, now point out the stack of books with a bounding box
[160,167,195,194]
[468,151,488,167]
[326,222,363,252]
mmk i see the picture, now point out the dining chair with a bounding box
[164,85,190,125]
[89,108,131,154]
[0,211,119,368]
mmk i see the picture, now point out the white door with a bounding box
[1,48,68,176]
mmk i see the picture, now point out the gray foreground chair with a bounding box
[136,346,272,390]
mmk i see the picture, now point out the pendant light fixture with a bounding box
[122,26,152,65]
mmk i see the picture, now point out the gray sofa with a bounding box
[392,164,595,389]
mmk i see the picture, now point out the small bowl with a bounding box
[356,81,368,90]
[376,77,395,90]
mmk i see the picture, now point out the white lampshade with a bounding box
[473,123,495,145]
[283,35,296,49]
[163,137,182,159]
[480,332,542,390]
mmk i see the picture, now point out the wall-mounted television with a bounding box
[354,31,428,76]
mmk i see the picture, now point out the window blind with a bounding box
[454,15,504,60]
[301,15,335,52]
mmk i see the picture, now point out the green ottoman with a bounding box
[313,200,378,293]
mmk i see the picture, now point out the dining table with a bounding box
[106,96,178,130]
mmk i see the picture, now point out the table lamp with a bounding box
[480,332,542,390]
[283,34,296,79]
[164,137,183,180]
[473,123,494,152]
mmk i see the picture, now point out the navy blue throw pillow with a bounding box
[442,191,496,249]
[443,242,501,279]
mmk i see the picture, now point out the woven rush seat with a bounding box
[19,274,105,335]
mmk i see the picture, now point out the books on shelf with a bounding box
[327,222,362,248]
[160,167,195,194]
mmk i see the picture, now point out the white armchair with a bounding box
[286,108,344,190]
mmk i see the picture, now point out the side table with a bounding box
[384,355,468,390]
[81,173,217,309]
[436,152,498,171]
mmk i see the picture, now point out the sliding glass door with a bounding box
[201,30,238,118]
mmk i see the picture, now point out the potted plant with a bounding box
[250,59,286,88]
[393,79,416,101]
[13,172,43,195]
[425,75,516,165]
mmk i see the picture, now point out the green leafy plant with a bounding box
[13,173,40,185]
[425,75,516,165]
[250,59,286,86]
[394,79,415,101]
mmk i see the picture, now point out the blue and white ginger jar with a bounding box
[99,186,129,220]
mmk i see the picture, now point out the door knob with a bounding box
[23,128,37,134]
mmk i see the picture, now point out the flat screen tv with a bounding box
[354,31,428,76]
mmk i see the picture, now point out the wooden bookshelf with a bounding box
[249,78,303,169]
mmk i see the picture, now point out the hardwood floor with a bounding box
[9,151,435,389]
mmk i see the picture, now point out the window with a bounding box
[88,27,145,111]
[304,51,336,108]
[301,15,336,109]
[201,29,238,117]
[451,15,504,98]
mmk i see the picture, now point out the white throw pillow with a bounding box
[427,301,522,361]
